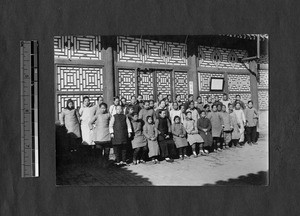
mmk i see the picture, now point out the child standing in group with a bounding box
[171,116,189,160]
[79,96,95,146]
[59,99,81,152]
[126,105,135,120]
[170,102,182,124]
[184,111,206,157]
[109,97,120,116]
[149,100,155,110]
[228,103,241,147]
[197,110,213,152]
[203,104,211,113]
[139,100,154,124]
[207,104,224,151]
[186,101,200,122]
[143,116,160,164]
[155,110,176,162]
[154,100,170,120]
[130,113,148,164]
[179,105,186,122]
[175,94,183,108]
[234,102,246,145]
[244,101,259,145]
[221,104,233,149]
[109,105,132,165]
[88,103,111,161]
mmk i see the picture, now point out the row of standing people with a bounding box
[59,93,259,166]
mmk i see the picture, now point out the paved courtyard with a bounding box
[57,111,268,186]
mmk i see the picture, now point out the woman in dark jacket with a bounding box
[197,110,213,153]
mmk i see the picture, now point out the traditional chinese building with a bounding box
[54,35,268,119]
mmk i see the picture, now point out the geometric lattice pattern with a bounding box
[57,94,101,114]
[166,42,187,65]
[200,93,224,105]
[228,74,251,92]
[138,71,154,100]
[174,72,188,99]
[198,72,224,92]
[144,39,166,64]
[118,69,136,101]
[117,36,143,63]
[257,69,269,89]
[54,36,101,60]
[228,93,252,104]
[57,66,103,92]
[258,90,269,110]
[198,45,248,69]
[117,36,187,65]
[156,71,171,96]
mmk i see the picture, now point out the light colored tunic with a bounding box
[59,108,81,138]
[89,113,111,142]
[139,108,154,124]
[171,123,188,148]
[221,111,233,131]
[170,109,182,124]
[143,123,160,157]
[109,104,118,116]
[244,107,258,127]
[234,109,246,142]
[186,108,200,122]
[221,111,233,144]
[79,105,95,145]
[131,120,147,149]
[220,99,231,112]
[183,119,203,144]
[230,111,241,140]
[207,111,224,137]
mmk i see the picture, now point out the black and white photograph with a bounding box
[55,35,269,186]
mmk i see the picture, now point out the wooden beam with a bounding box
[115,61,189,71]
[103,45,115,106]
[56,91,104,95]
[54,58,105,66]
[187,38,199,99]
[197,66,249,74]
[249,60,259,110]
[224,72,229,94]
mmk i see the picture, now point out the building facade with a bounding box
[54,35,269,119]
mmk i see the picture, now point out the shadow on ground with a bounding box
[56,123,152,186]
[203,171,269,186]
[56,159,153,186]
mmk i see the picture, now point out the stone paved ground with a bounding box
[56,111,269,186]
[124,137,268,186]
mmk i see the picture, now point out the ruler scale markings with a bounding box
[21,41,39,177]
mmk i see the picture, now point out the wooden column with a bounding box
[103,36,115,107]
[187,37,199,100]
[249,60,259,110]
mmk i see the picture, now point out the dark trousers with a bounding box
[178,147,187,156]
[213,137,221,150]
[158,140,176,159]
[113,145,127,163]
[133,146,148,161]
[191,143,197,151]
[94,142,111,160]
[246,126,257,143]
[231,139,239,146]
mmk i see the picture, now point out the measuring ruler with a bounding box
[20,41,39,177]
